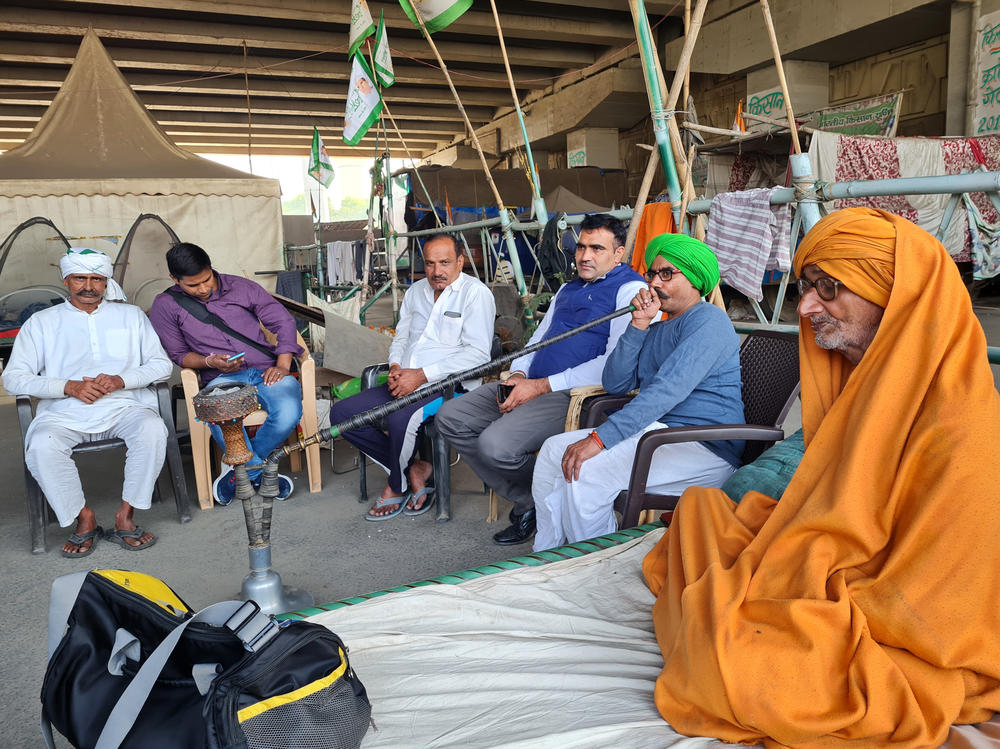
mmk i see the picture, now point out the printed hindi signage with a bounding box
[975,10,1000,136]
[814,93,902,136]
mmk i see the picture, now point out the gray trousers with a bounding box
[434,382,572,514]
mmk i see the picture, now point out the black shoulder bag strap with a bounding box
[166,289,276,360]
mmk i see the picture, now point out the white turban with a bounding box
[60,247,127,301]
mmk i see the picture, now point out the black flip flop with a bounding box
[60,526,103,559]
[104,526,157,551]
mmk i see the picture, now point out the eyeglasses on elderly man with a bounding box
[796,275,846,302]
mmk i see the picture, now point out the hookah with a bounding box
[191,384,314,615]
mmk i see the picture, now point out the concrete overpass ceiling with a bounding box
[788,1,951,66]
[0,0,682,158]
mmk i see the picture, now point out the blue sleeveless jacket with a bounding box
[528,263,645,379]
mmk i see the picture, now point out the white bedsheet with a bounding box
[306,529,1000,748]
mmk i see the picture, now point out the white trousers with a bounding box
[531,423,736,551]
[24,407,167,527]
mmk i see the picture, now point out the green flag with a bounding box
[308,126,335,187]
[373,10,394,87]
[343,55,383,146]
[399,0,473,34]
[349,0,375,58]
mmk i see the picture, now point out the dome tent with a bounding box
[0,29,283,293]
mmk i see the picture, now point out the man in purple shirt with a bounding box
[149,243,303,505]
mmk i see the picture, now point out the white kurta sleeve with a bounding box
[1,317,67,399]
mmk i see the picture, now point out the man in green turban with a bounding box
[530,233,744,550]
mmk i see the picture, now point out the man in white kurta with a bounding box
[2,248,172,556]
[329,234,496,519]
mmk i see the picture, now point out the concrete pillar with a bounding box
[947,2,974,135]
[745,61,829,129]
[566,127,621,169]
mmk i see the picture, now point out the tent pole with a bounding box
[488,0,547,222]
[409,2,528,296]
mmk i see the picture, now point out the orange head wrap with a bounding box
[793,207,896,308]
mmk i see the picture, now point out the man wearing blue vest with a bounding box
[435,214,647,545]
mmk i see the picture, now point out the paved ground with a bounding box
[2,296,998,746]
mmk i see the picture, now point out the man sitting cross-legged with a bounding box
[530,233,744,551]
[2,248,171,556]
[435,213,647,546]
[330,233,495,520]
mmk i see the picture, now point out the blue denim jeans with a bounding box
[207,368,303,480]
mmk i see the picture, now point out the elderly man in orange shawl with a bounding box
[643,207,1000,748]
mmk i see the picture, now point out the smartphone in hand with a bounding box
[226,352,247,362]
[496,383,515,404]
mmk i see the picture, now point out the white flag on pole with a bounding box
[349,0,376,58]
[399,0,473,34]
[373,10,394,87]
[343,55,384,146]
[308,126,335,187]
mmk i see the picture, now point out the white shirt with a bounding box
[510,276,647,392]
[2,300,173,433]
[389,272,496,387]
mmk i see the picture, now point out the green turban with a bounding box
[643,233,720,295]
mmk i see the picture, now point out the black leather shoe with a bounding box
[493,508,536,546]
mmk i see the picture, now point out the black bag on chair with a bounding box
[41,570,371,749]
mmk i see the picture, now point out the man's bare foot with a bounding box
[62,506,99,556]
[406,460,434,511]
[112,503,155,548]
[367,488,406,518]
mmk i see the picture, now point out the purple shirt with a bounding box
[149,272,303,384]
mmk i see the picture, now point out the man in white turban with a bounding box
[2,247,172,556]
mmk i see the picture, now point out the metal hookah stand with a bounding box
[192,384,314,616]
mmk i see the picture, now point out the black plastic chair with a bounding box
[355,335,502,523]
[16,381,192,554]
[580,329,801,530]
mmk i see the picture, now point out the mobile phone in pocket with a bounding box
[496,383,515,404]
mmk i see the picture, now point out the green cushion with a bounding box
[721,429,805,503]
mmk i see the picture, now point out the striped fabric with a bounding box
[705,187,792,301]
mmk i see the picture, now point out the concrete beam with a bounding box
[0,7,596,69]
[0,39,544,91]
[0,92,495,123]
[472,60,649,157]
[0,64,509,108]
[48,0,639,46]
[664,0,941,75]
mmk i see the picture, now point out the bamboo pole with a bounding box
[624,144,660,259]
[629,0,683,226]
[682,0,691,110]
[682,121,749,138]
[758,0,801,155]
[409,3,528,294]
[488,0,547,221]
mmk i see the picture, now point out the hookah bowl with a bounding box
[192,383,313,615]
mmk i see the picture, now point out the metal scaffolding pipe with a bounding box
[686,171,1000,215]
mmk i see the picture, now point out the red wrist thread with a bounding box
[589,431,605,449]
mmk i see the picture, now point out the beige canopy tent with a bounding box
[0,30,282,302]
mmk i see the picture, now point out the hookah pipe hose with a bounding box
[266,303,636,463]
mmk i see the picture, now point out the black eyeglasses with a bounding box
[644,267,683,282]
[796,276,845,302]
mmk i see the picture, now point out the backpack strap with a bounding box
[166,289,276,361]
[94,600,279,749]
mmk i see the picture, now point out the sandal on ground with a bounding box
[403,487,436,517]
[60,526,103,559]
[364,493,408,522]
[104,526,157,551]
